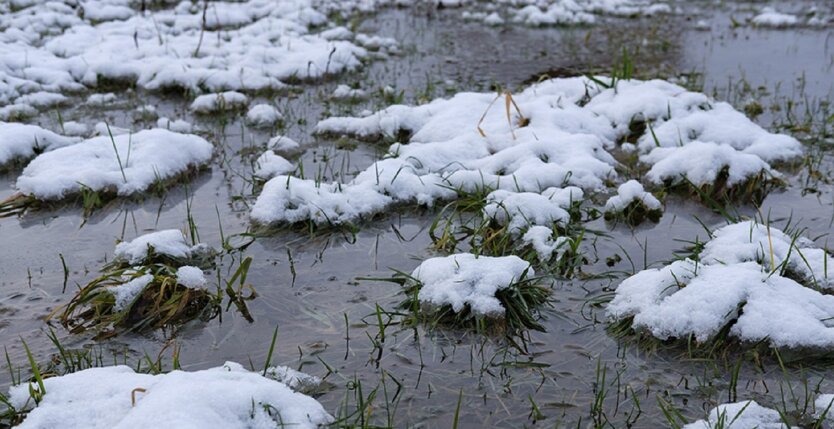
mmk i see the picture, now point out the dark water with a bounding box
[1,2,833,427]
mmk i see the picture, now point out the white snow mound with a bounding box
[412,254,534,316]
[8,362,333,429]
[15,129,212,200]
[608,221,834,349]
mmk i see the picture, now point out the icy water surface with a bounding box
[1,2,833,427]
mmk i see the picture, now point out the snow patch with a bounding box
[8,362,333,429]
[15,129,212,200]
[412,254,534,316]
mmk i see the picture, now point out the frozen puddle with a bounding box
[608,220,834,349]
[253,77,801,227]
[8,362,332,429]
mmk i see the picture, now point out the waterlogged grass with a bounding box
[429,187,587,276]
[681,168,784,207]
[50,247,256,339]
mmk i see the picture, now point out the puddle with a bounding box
[1,2,833,427]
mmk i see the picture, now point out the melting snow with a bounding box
[8,362,333,429]
[608,221,834,348]
[15,129,212,200]
[411,254,534,316]
[253,77,799,226]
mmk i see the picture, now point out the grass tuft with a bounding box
[391,268,551,336]
[49,244,253,339]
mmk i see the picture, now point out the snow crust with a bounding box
[608,221,834,348]
[8,362,333,429]
[253,77,799,225]
[15,129,212,200]
[411,254,534,316]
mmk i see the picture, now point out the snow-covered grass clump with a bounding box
[13,129,212,201]
[114,229,212,265]
[398,254,549,334]
[603,180,662,225]
[252,77,799,229]
[331,84,368,101]
[608,220,834,352]
[0,0,373,110]
[427,185,583,271]
[254,151,295,180]
[0,122,80,168]
[8,362,332,429]
[190,92,248,114]
[751,7,799,27]
[54,229,228,337]
[246,104,283,128]
[682,400,789,429]
[467,0,672,27]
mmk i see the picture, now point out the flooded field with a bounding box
[1,0,833,427]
